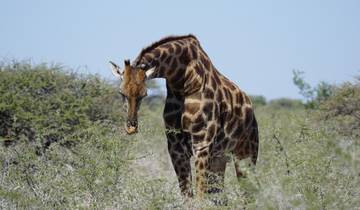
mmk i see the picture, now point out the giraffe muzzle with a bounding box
[125,119,138,135]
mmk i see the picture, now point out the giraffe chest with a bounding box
[181,92,219,133]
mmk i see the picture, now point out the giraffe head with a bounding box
[109,59,155,134]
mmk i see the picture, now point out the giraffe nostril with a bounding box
[131,120,138,127]
[127,119,138,127]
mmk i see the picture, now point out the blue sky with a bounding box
[1,0,359,99]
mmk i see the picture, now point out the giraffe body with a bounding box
[110,35,259,199]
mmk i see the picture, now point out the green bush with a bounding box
[0,61,133,208]
[250,95,267,108]
[268,98,304,110]
[0,61,124,149]
[293,70,334,108]
[318,76,360,136]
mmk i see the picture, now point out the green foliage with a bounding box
[250,95,267,108]
[268,98,304,110]
[0,61,132,208]
[0,61,124,148]
[292,70,314,101]
[318,76,360,136]
[292,70,334,108]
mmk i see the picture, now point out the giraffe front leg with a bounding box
[194,147,210,199]
[208,155,227,193]
[167,132,193,198]
[207,155,228,205]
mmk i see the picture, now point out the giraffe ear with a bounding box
[145,66,156,80]
[109,61,123,80]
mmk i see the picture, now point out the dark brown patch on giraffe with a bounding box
[226,118,237,134]
[169,151,178,159]
[204,88,214,99]
[220,106,229,125]
[249,129,257,141]
[168,46,174,54]
[174,43,182,55]
[223,79,236,91]
[162,43,172,49]
[174,166,179,174]
[193,133,205,143]
[186,103,200,115]
[179,174,188,180]
[182,115,191,129]
[180,167,187,173]
[164,113,181,128]
[153,49,161,58]
[171,78,184,90]
[224,89,232,102]
[213,72,221,84]
[159,66,166,76]
[179,48,190,65]
[164,102,181,114]
[207,124,216,141]
[192,120,205,133]
[203,102,214,119]
[198,150,208,158]
[194,63,204,76]
[171,67,184,82]
[227,110,234,122]
[245,107,253,125]
[251,116,258,129]
[151,59,159,67]
[184,71,192,82]
[246,141,251,151]
[198,161,205,170]
[195,159,199,165]
[228,140,236,149]
[169,67,185,82]
[216,131,225,141]
[171,58,178,70]
[216,90,223,102]
[193,114,204,124]
[232,125,244,139]
[236,92,244,105]
[144,54,152,63]
[214,143,223,152]
[200,54,210,69]
[214,103,219,118]
[190,44,198,60]
[221,137,230,148]
[175,132,184,141]
[160,52,168,61]
[164,56,172,65]
[211,76,217,88]
[235,139,244,148]
[174,143,184,153]
[234,106,242,117]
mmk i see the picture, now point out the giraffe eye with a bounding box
[139,63,146,69]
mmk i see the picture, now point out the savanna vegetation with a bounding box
[0,61,359,209]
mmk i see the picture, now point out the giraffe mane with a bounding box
[136,34,198,64]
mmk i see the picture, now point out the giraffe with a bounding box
[109,34,259,200]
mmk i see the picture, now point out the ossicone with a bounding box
[124,59,130,66]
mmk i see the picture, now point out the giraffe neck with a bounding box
[134,35,212,96]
